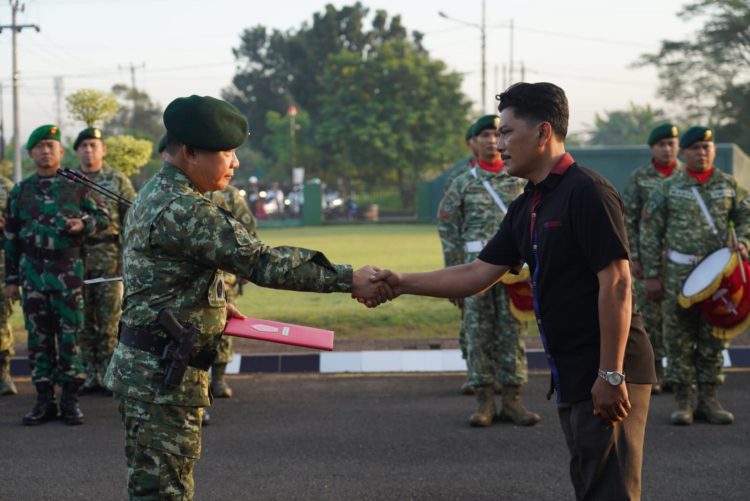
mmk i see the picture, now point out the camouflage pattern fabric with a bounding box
[437,166,528,385]
[105,162,352,500]
[0,176,14,362]
[4,173,110,384]
[205,185,257,365]
[118,396,201,501]
[78,166,135,380]
[641,169,750,386]
[622,160,683,360]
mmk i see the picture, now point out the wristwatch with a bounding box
[598,369,625,386]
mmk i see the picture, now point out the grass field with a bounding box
[10,224,465,341]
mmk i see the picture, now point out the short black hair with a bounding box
[496,82,569,139]
[164,135,183,156]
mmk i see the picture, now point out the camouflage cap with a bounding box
[27,124,61,150]
[73,127,104,150]
[680,126,714,149]
[472,115,500,137]
[157,134,167,154]
[163,95,249,151]
[647,123,678,146]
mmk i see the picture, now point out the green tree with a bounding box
[316,39,469,207]
[223,3,418,157]
[66,89,120,127]
[106,84,164,139]
[103,135,153,176]
[634,0,750,150]
[588,103,668,145]
[262,109,320,181]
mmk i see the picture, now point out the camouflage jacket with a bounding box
[621,160,683,262]
[107,163,352,406]
[0,175,13,249]
[442,156,476,195]
[206,184,257,289]
[4,172,110,291]
[640,168,750,278]
[77,166,136,270]
[437,166,525,266]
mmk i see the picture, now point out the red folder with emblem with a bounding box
[224,317,335,351]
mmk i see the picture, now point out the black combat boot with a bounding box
[22,382,58,425]
[60,381,85,425]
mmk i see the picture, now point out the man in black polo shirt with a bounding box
[370,82,655,500]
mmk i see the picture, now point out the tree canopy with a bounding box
[66,89,120,127]
[224,3,470,206]
[588,103,668,145]
[635,0,750,151]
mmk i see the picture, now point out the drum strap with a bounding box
[471,167,508,214]
[691,187,720,240]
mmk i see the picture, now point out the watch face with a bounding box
[607,372,623,385]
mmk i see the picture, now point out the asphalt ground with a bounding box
[1,371,748,501]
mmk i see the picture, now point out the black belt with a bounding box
[118,324,216,371]
[87,235,120,245]
[25,246,81,260]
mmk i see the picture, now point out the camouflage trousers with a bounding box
[22,287,85,385]
[82,263,122,369]
[213,280,240,366]
[634,277,664,360]
[0,252,14,359]
[662,262,726,387]
[464,284,528,387]
[117,395,203,501]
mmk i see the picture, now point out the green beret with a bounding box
[472,115,500,137]
[647,123,678,146]
[465,124,475,141]
[680,126,714,149]
[27,124,61,150]
[163,95,249,151]
[74,127,103,150]
[157,134,167,154]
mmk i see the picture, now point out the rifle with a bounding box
[57,167,133,209]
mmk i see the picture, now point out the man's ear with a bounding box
[538,122,552,145]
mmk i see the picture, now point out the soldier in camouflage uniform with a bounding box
[641,126,750,425]
[74,128,136,395]
[205,184,257,398]
[622,123,682,394]
[440,123,478,395]
[104,96,390,500]
[5,125,110,425]
[437,114,539,427]
[0,174,17,396]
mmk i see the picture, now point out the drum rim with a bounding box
[678,248,737,308]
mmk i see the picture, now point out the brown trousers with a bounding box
[557,383,651,501]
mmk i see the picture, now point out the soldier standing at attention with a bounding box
[0,174,17,396]
[74,127,136,395]
[437,114,539,427]
[104,95,390,500]
[4,125,110,425]
[622,123,682,394]
[440,122,479,395]
[641,126,748,425]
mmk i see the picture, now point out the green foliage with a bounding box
[103,135,153,176]
[262,109,320,180]
[588,103,668,145]
[65,89,120,127]
[106,84,164,139]
[634,0,750,150]
[224,3,470,207]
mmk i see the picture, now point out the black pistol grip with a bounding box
[157,308,184,339]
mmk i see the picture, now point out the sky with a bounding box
[0,0,703,143]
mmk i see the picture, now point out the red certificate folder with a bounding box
[224,317,335,351]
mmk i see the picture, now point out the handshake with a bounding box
[350,266,401,308]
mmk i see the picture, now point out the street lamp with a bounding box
[439,1,487,112]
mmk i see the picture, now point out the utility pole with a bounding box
[439,0,488,113]
[53,76,64,127]
[508,19,514,85]
[118,62,145,128]
[0,1,40,183]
